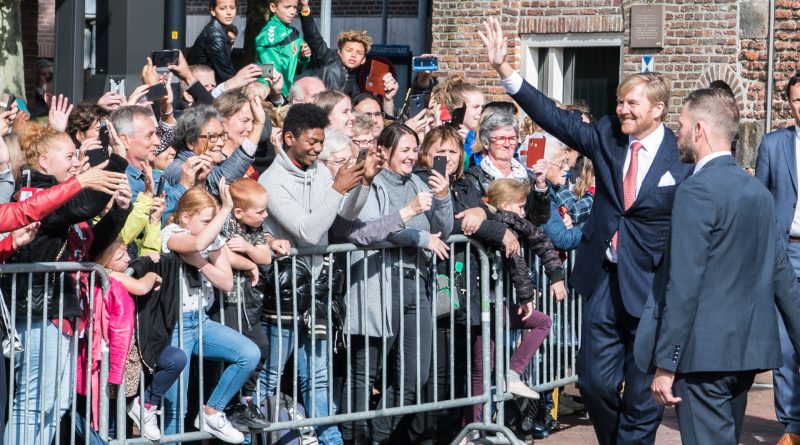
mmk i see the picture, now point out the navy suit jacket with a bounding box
[510,80,693,316]
[648,156,800,373]
[755,126,798,246]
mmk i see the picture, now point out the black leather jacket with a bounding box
[4,155,130,320]
[299,14,362,97]
[187,19,238,83]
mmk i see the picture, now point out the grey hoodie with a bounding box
[259,149,369,273]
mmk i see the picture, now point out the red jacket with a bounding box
[0,176,83,262]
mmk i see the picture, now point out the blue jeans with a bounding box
[259,321,343,445]
[4,319,73,445]
[163,310,260,437]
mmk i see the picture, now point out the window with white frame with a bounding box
[520,33,624,118]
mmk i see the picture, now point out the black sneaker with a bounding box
[247,402,271,429]
[225,403,271,431]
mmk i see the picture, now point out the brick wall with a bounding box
[431,0,800,167]
[742,0,798,127]
[186,0,419,16]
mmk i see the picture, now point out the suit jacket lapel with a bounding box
[782,128,797,194]
[631,131,677,209]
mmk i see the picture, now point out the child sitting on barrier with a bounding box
[92,238,186,442]
[212,178,274,433]
[482,178,565,400]
[159,180,261,444]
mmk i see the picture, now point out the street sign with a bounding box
[641,55,655,73]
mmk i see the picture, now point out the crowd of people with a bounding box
[0,1,595,443]
[10,1,800,445]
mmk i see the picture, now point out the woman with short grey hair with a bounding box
[465,109,550,224]
[163,100,266,196]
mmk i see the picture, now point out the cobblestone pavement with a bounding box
[537,383,782,445]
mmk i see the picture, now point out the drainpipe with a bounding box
[766,0,776,132]
[321,0,331,45]
[381,0,389,44]
[417,0,429,54]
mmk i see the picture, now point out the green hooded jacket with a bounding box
[255,15,310,96]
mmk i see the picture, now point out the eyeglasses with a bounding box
[361,111,383,119]
[546,159,569,169]
[352,138,377,148]
[323,156,353,167]
[198,132,229,144]
[490,136,517,146]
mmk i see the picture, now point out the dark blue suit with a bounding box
[755,126,800,435]
[652,155,800,444]
[509,79,693,445]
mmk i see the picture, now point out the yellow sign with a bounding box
[172,31,179,40]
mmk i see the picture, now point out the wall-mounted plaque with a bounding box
[630,5,664,48]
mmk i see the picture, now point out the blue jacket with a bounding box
[755,126,797,247]
[541,185,582,251]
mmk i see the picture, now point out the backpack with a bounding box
[258,393,318,445]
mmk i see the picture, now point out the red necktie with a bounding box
[612,141,643,251]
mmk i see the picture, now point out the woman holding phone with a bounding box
[464,110,551,225]
[164,102,265,197]
[338,123,453,443]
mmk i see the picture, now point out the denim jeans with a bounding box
[163,310,260,438]
[4,318,73,445]
[259,321,343,445]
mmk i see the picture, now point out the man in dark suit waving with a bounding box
[755,72,800,445]
[650,88,800,444]
[479,18,693,444]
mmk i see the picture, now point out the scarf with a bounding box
[480,156,529,182]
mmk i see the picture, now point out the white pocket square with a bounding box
[658,172,676,187]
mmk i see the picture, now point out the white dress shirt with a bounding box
[606,128,664,262]
[693,151,732,175]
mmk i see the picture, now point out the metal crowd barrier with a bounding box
[0,238,581,445]
[0,262,109,445]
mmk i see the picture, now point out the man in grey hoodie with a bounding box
[258,103,378,445]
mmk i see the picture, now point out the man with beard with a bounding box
[479,18,693,444]
[647,87,800,445]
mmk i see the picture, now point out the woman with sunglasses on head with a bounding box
[164,100,265,197]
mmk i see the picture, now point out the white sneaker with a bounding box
[194,408,245,443]
[507,370,540,400]
[127,396,161,441]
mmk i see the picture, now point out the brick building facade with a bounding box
[431,0,797,167]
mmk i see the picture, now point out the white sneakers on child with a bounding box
[194,407,245,443]
[127,396,162,441]
[507,370,540,400]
